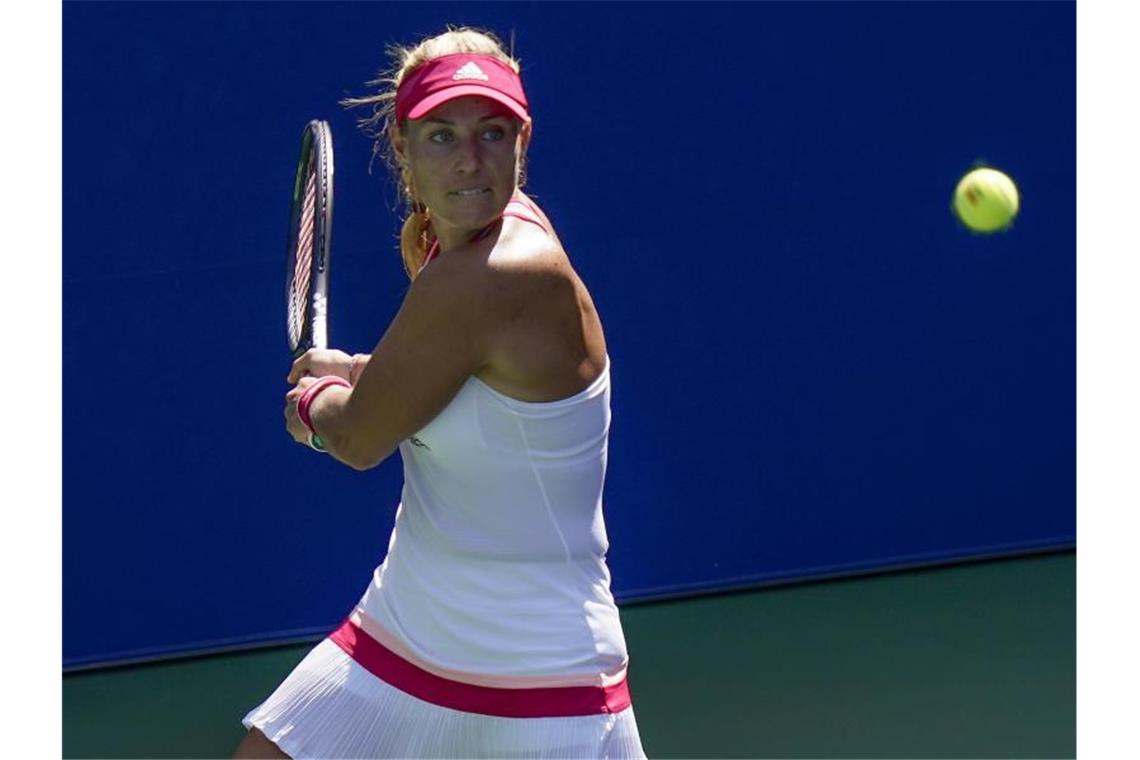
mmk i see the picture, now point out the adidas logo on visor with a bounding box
[452,61,490,82]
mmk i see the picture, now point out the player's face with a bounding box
[396,96,530,248]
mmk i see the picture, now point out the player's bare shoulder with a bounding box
[492,213,566,268]
[476,207,607,398]
[487,215,582,313]
[407,233,500,314]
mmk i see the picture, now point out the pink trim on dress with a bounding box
[348,608,628,689]
[328,617,633,718]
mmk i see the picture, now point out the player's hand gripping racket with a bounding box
[285,119,334,358]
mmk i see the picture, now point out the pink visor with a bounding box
[395,53,530,124]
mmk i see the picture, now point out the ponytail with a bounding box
[399,207,433,280]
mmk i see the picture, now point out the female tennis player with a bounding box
[235,28,646,759]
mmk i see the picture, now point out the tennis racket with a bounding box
[285,119,335,358]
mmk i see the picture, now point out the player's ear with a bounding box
[518,119,532,155]
[389,123,408,164]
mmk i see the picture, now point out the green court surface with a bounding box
[63,551,1074,759]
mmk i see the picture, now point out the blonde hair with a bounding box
[342,27,524,279]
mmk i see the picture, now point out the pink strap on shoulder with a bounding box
[419,238,441,274]
[502,197,551,236]
[417,196,551,275]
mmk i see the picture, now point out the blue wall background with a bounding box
[63,1,1075,668]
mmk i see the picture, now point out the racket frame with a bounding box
[285,119,334,357]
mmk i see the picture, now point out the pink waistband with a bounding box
[328,618,633,718]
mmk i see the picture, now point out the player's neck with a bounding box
[434,219,501,254]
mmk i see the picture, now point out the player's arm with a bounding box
[299,251,500,470]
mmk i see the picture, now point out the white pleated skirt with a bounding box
[242,639,647,759]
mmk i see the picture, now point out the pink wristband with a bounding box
[297,376,351,435]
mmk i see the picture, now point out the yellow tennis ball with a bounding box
[952,167,1020,233]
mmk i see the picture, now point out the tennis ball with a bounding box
[952,167,1020,233]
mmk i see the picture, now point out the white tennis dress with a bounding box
[244,202,646,759]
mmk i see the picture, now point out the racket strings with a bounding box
[288,165,319,349]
